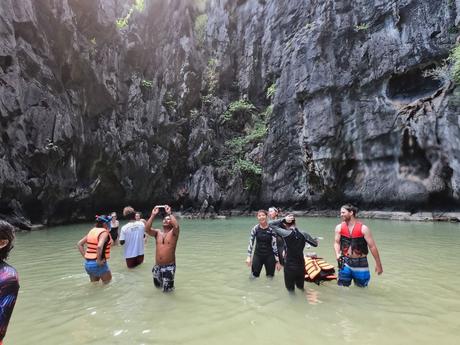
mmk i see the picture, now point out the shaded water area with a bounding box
[7,217,460,345]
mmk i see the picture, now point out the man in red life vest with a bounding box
[334,204,383,287]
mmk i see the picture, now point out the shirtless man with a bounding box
[145,205,180,292]
[334,204,383,287]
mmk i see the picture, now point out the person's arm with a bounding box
[362,225,383,275]
[270,232,279,260]
[165,205,180,236]
[333,225,342,260]
[246,226,257,266]
[119,227,125,245]
[96,232,109,266]
[301,231,318,247]
[77,236,87,257]
[271,231,282,271]
[268,219,292,238]
[145,207,159,237]
[0,269,19,341]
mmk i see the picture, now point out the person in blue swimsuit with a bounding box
[0,220,19,345]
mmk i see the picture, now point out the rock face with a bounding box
[1,0,460,227]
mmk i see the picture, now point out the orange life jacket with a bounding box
[84,227,112,260]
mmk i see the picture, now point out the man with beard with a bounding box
[334,204,383,287]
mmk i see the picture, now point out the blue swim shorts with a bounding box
[338,257,370,287]
[84,259,110,277]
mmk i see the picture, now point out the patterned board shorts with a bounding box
[152,263,176,292]
[338,256,370,287]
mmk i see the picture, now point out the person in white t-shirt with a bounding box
[119,206,146,268]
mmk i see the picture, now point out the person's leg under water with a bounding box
[264,255,276,278]
[251,255,263,278]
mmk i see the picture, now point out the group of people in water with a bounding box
[0,203,383,344]
[246,204,383,291]
[76,203,383,294]
[77,205,180,292]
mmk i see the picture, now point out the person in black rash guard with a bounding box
[268,207,285,266]
[246,210,281,278]
[0,220,19,345]
[269,214,318,292]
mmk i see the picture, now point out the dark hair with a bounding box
[341,204,358,216]
[257,209,268,215]
[282,213,296,226]
[123,206,136,220]
[0,220,15,261]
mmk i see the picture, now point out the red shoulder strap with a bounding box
[351,222,363,238]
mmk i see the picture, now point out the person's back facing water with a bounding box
[120,206,145,268]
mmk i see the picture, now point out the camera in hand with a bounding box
[157,205,166,218]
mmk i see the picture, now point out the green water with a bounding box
[6,217,460,345]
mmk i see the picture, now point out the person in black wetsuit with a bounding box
[0,220,19,345]
[269,214,318,292]
[246,210,281,278]
[268,207,285,266]
[110,212,119,245]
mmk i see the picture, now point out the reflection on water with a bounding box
[7,217,460,345]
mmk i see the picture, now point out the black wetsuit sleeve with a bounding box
[302,231,318,247]
[268,220,292,238]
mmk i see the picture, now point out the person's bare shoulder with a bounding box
[361,224,370,234]
[334,224,342,233]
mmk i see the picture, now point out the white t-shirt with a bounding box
[119,221,145,258]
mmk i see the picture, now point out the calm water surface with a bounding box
[7,217,460,345]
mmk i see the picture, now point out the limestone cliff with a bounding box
[1,0,459,228]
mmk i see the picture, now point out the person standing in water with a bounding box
[145,205,180,292]
[110,212,119,245]
[0,221,19,345]
[246,210,281,278]
[77,215,113,284]
[270,214,318,292]
[119,207,146,268]
[268,207,285,266]
[334,204,383,287]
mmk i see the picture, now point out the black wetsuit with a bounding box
[247,225,278,277]
[275,234,285,266]
[269,219,318,291]
[110,226,119,242]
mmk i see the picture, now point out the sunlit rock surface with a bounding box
[1,0,459,227]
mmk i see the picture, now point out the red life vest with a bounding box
[339,222,368,256]
[84,227,112,260]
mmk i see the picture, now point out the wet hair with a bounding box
[257,209,268,216]
[0,220,15,261]
[341,204,358,216]
[123,206,136,220]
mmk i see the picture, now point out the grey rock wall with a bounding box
[0,0,459,228]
